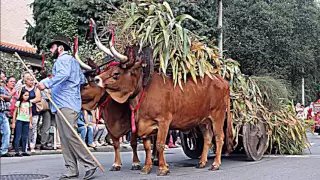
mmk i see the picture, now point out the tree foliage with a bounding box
[25,0,320,104]
[169,0,320,104]
[25,0,122,51]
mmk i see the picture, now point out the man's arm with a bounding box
[42,58,72,89]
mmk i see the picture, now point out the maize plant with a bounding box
[98,0,310,154]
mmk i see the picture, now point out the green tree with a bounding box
[25,0,320,104]
[25,0,123,51]
[170,0,320,104]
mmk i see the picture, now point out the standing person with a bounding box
[4,76,18,116]
[37,36,97,179]
[11,89,32,156]
[20,73,41,153]
[39,71,54,150]
[166,130,178,148]
[93,108,107,147]
[77,109,95,148]
[83,110,95,148]
[0,71,13,157]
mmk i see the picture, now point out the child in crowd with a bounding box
[11,89,32,156]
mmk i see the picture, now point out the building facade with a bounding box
[0,0,41,73]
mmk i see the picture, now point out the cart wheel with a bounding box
[243,121,268,161]
[180,132,204,159]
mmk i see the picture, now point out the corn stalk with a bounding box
[98,0,310,155]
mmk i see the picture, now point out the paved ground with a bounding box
[1,133,320,180]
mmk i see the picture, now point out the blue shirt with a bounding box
[42,52,85,113]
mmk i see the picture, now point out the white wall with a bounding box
[0,0,34,46]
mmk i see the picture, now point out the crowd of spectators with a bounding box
[0,70,113,157]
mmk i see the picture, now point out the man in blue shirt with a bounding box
[37,36,97,180]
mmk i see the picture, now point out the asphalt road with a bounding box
[1,133,320,180]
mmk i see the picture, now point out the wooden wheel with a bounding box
[243,121,268,161]
[180,132,204,159]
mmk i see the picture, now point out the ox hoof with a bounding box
[153,159,159,166]
[196,162,206,169]
[109,165,121,171]
[131,164,142,170]
[157,168,170,176]
[140,166,152,175]
[208,165,220,171]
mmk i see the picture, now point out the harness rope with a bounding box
[129,89,145,133]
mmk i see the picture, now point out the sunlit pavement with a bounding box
[1,133,319,180]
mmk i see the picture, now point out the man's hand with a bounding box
[37,82,46,90]
[11,123,15,129]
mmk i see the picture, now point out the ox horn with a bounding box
[74,37,92,70]
[109,26,128,63]
[90,18,114,58]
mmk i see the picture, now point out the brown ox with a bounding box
[80,59,142,171]
[94,44,233,176]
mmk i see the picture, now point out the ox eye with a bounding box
[113,72,120,80]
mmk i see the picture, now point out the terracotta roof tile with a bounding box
[0,41,38,54]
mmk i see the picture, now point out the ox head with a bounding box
[81,57,122,110]
[81,58,105,110]
[91,19,154,103]
[94,46,154,103]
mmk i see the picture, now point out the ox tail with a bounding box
[226,91,233,156]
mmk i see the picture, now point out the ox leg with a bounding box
[156,123,170,176]
[209,111,226,171]
[140,138,153,175]
[130,133,142,170]
[197,123,213,168]
[151,136,159,166]
[110,137,122,171]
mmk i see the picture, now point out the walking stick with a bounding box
[14,52,105,172]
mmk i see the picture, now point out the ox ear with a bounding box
[106,90,132,104]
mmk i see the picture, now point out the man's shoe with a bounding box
[83,167,97,180]
[22,152,31,156]
[41,145,54,150]
[14,153,22,157]
[1,153,13,157]
[59,174,78,180]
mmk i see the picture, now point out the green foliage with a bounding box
[223,59,309,155]
[0,53,23,80]
[117,1,220,87]
[25,0,123,51]
[251,76,289,111]
[169,0,320,105]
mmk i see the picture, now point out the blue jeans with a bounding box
[14,120,29,153]
[78,125,93,145]
[0,113,11,155]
